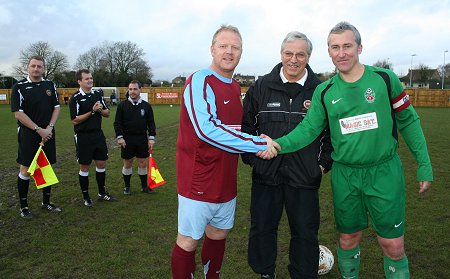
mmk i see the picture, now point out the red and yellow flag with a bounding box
[147,155,166,189]
[28,145,59,189]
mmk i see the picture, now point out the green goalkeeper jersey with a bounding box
[276,65,433,182]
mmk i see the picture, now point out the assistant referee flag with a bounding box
[28,145,59,189]
[147,154,166,189]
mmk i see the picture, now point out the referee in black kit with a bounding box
[114,80,156,195]
[69,69,117,207]
[11,55,62,218]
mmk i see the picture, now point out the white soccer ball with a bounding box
[318,245,334,275]
[170,104,173,107]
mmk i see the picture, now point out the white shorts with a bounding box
[177,194,236,240]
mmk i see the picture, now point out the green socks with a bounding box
[384,256,410,279]
[338,246,409,278]
[337,245,361,279]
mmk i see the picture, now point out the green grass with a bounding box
[0,105,448,278]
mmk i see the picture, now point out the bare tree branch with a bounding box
[13,41,69,79]
[75,41,153,86]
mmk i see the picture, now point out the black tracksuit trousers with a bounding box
[248,181,320,279]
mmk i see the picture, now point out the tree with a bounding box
[74,46,104,72]
[317,71,337,82]
[373,59,393,70]
[0,74,18,89]
[417,63,432,83]
[13,41,69,80]
[437,63,450,79]
[75,41,153,86]
[74,46,112,86]
[130,58,152,85]
[52,70,79,88]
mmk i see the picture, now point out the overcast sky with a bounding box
[1,0,449,81]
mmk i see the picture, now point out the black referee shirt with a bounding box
[113,98,156,138]
[10,77,59,128]
[69,89,109,133]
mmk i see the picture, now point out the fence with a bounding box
[405,89,450,107]
[1,87,450,107]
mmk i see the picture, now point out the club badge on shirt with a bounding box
[364,88,376,103]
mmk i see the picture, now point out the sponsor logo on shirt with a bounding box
[339,112,378,135]
[394,221,403,228]
[332,98,343,104]
[267,102,280,108]
[140,109,145,117]
[46,89,51,96]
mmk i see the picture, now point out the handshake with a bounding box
[256,134,281,160]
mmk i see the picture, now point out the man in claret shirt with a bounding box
[171,24,277,279]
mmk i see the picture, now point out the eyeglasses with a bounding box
[282,51,308,61]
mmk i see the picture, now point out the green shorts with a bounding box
[331,154,405,238]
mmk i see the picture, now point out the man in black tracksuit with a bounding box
[114,80,156,195]
[241,31,333,279]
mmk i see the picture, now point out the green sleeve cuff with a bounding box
[417,164,433,182]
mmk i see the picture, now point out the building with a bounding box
[172,76,186,86]
[400,68,441,89]
[233,74,256,86]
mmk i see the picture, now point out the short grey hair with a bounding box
[281,31,313,57]
[212,24,242,46]
[328,21,362,46]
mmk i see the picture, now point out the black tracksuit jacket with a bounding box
[241,63,333,189]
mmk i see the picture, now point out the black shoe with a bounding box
[141,187,154,194]
[123,187,131,195]
[261,274,276,279]
[41,203,62,212]
[20,207,33,219]
[84,198,93,207]
[98,192,118,201]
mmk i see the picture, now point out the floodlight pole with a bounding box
[442,50,448,89]
[409,54,416,88]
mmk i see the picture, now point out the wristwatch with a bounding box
[34,126,41,132]
[49,123,55,128]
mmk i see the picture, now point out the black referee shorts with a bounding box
[74,130,108,165]
[17,126,56,167]
[121,134,149,159]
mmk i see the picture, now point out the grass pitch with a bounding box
[0,105,448,278]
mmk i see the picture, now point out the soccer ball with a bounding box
[170,104,173,107]
[318,245,334,275]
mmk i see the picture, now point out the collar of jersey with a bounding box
[79,88,94,95]
[128,97,142,105]
[27,76,44,83]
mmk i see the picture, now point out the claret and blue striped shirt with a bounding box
[176,68,267,203]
